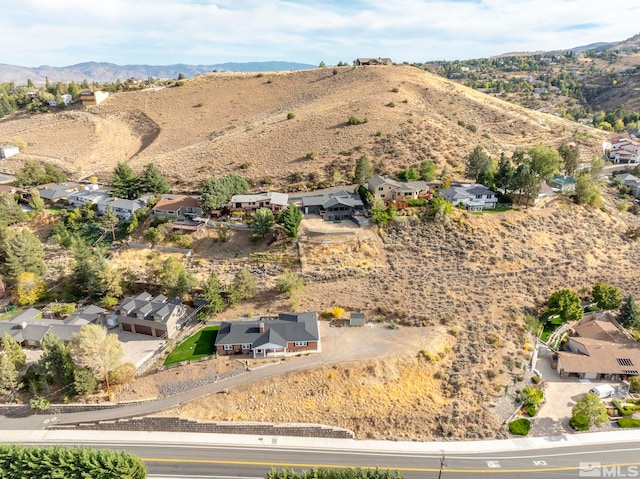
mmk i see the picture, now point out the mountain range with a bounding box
[0,61,317,85]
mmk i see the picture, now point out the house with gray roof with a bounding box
[215,312,320,358]
[298,190,364,222]
[615,173,640,199]
[117,292,187,338]
[228,191,289,215]
[97,197,146,220]
[67,185,110,208]
[440,183,498,211]
[37,183,80,203]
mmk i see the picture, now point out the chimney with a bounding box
[259,321,265,333]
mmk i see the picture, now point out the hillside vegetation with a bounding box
[0,65,604,190]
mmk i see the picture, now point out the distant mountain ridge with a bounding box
[0,60,317,85]
[495,32,640,58]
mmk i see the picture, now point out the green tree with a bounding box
[228,267,256,307]
[558,143,580,177]
[397,168,420,182]
[429,197,452,221]
[97,264,124,301]
[547,289,583,322]
[14,271,46,306]
[0,354,19,401]
[591,282,623,310]
[100,205,119,240]
[138,163,170,195]
[370,199,396,226]
[73,367,98,395]
[465,145,493,184]
[526,145,562,181]
[590,156,605,178]
[110,162,139,199]
[618,295,638,328]
[126,213,139,234]
[1,228,46,284]
[39,333,75,392]
[15,160,66,187]
[512,163,539,207]
[71,244,106,297]
[573,172,602,207]
[28,188,45,212]
[494,153,515,193]
[1,332,26,370]
[353,155,373,184]
[276,203,303,240]
[0,192,25,226]
[199,271,225,318]
[201,173,248,210]
[570,392,608,431]
[251,207,274,239]
[319,61,326,68]
[419,160,437,181]
[158,256,196,299]
[71,324,124,394]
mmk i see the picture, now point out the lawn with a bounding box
[540,316,564,342]
[164,326,219,366]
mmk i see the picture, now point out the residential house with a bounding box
[0,305,106,347]
[48,94,73,107]
[215,312,320,358]
[117,292,187,338]
[298,190,364,222]
[0,145,19,159]
[440,183,498,211]
[80,90,109,107]
[67,184,110,208]
[609,138,640,165]
[97,197,145,220]
[548,175,576,194]
[556,314,640,381]
[614,173,640,199]
[354,58,392,66]
[366,175,431,201]
[37,182,80,203]
[152,194,204,223]
[228,192,289,215]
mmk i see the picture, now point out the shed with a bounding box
[0,145,19,159]
[349,312,365,327]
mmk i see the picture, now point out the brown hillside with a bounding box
[0,65,605,189]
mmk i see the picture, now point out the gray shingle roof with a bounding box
[215,312,319,348]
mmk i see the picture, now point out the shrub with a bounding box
[348,116,361,125]
[406,199,427,207]
[29,396,51,412]
[287,112,295,120]
[508,418,531,436]
[391,87,399,93]
[525,403,537,417]
[195,102,204,108]
[276,271,304,297]
[331,307,344,318]
[618,418,640,428]
[457,120,466,127]
[531,375,541,384]
[386,102,395,108]
[612,400,640,416]
[175,81,184,87]
[466,123,477,133]
[305,151,316,160]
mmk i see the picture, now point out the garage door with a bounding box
[155,329,165,338]
[135,325,152,336]
[122,323,132,332]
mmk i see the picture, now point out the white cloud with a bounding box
[0,0,638,66]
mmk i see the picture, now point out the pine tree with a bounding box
[1,332,26,370]
[199,271,225,318]
[100,205,119,240]
[0,355,19,401]
[277,203,303,240]
[228,267,256,306]
[1,228,46,284]
[353,155,373,185]
[618,296,639,328]
[110,162,138,199]
[138,163,170,195]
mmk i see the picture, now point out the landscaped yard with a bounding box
[540,315,564,342]
[164,326,219,366]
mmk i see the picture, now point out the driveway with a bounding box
[531,344,624,436]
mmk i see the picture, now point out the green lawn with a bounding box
[540,316,564,342]
[164,326,219,366]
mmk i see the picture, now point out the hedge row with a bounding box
[612,400,640,416]
[267,468,403,479]
[0,444,147,479]
[618,418,640,428]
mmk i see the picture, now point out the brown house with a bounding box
[215,312,320,358]
[556,314,640,381]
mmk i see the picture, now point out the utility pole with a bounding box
[438,451,447,479]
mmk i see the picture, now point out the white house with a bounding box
[440,183,498,211]
[609,138,640,165]
[0,145,19,159]
[97,197,146,220]
[67,185,110,208]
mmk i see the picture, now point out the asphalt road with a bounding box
[7,432,640,479]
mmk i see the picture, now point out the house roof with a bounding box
[367,175,403,189]
[301,190,359,208]
[322,195,363,209]
[229,192,289,206]
[440,186,472,201]
[98,197,144,211]
[37,183,80,200]
[118,292,184,323]
[215,312,319,348]
[615,173,640,184]
[153,195,201,212]
[557,315,640,376]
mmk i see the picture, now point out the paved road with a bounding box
[4,429,640,478]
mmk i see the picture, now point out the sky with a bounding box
[2,0,639,67]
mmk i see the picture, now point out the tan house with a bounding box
[80,90,109,107]
[556,314,640,381]
[367,175,430,201]
[153,194,204,222]
[228,192,289,214]
[117,292,187,338]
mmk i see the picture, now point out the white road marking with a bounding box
[533,460,547,466]
[487,460,501,468]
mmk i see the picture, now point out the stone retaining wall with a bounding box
[49,416,355,439]
[0,399,157,418]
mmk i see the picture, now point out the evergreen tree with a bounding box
[0,354,19,401]
[0,191,26,226]
[158,257,196,299]
[1,228,46,284]
[199,271,225,318]
[494,153,515,193]
[138,163,170,195]
[558,143,580,177]
[465,145,493,184]
[513,163,540,207]
[201,173,248,210]
[277,203,303,240]
[110,162,139,199]
[228,267,256,306]
[618,296,638,328]
[100,205,119,240]
[39,333,75,392]
[1,332,26,370]
[71,244,106,297]
[353,155,373,185]
[419,160,437,181]
[28,188,45,212]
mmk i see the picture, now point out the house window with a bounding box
[294,341,308,347]
[242,343,251,349]
[223,344,233,351]
[476,194,482,199]
[378,187,383,191]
